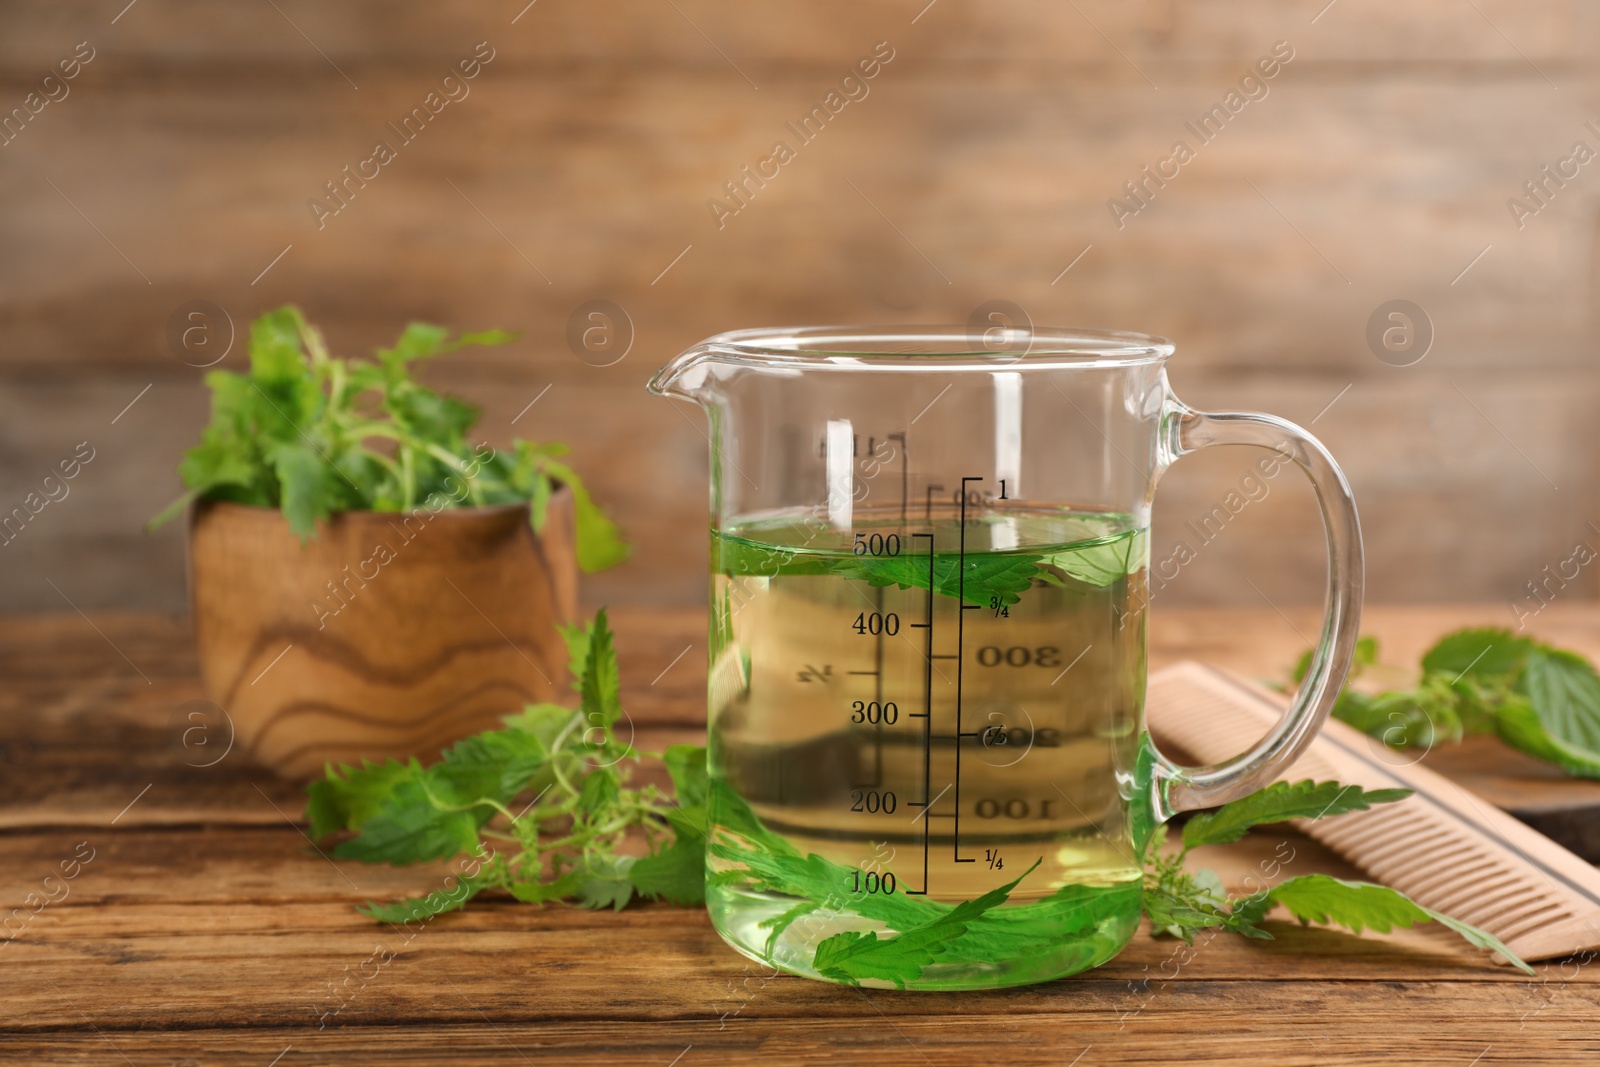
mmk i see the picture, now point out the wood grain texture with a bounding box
[3,1,1600,613]
[187,495,578,777]
[4,605,1600,1065]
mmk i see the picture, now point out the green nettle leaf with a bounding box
[1181,780,1413,851]
[509,874,581,905]
[576,609,623,727]
[1264,875,1533,975]
[540,458,630,573]
[502,703,580,756]
[1329,689,1391,735]
[713,535,806,577]
[381,322,450,366]
[628,834,706,906]
[357,874,491,924]
[663,744,709,808]
[1520,648,1600,755]
[1225,890,1276,938]
[529,461,554,531]
[323,722,553,865]
[559,616,596,684]
[1380,687,1463,745]
[708,777,1151,982]
[576,854,637,911]
[306,758,419,838]
[391,387,479,440]
[1140,881,1231,942]
[431,727,554,806]
[578,766,621,815]
[331,776,487,865]
[715,522,1143,613]
[1291,627,1600,781]
[1039,528,1148,588]
[271,440,334,538]
[453,329,517,349]
[177,436,258,493]
[204,368,258,426]
[1333,682,1464,752]
[849,553,1044,607]
[714,538,1046,609]
[1267,874,1422,932]
[249,307,312,382]
[151,306,626,570]
[1420,628,1534,681]
[1294,634,1378,685]
[814,860,1043,988]
[1496,697,1600,778]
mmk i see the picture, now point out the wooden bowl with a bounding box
[187,493,578,779]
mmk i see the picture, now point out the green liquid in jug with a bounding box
[706,508,1154,990]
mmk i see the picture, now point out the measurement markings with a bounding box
[889,431,909,524]
[953,475,982,864]
[908,782,952,817]
[913,530,936,894]
[841,572,950,683]
[868,584,888,788]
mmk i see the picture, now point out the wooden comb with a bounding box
[1145,661,1600,962]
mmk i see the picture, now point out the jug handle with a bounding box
[1147,402,1364,820]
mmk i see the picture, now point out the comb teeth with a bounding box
[1147,662,1600,963]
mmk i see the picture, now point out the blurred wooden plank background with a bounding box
[2,0,1598,616]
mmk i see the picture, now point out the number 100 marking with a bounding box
[850,870,897,895]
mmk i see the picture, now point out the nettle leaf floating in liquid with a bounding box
[713,516,1148,610]
[842,553,1044,608]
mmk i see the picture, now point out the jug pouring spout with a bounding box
[646,331,806,403]
[644,344,712,402]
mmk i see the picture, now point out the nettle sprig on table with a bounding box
[307,612,1531,983]
[1139,780,1528,973]
[307,611,706,919]
[150,305,627,572]
[1291,628,1600,779]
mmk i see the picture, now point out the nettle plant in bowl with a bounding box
[152,306,626,778]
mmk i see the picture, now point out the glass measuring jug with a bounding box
[648,326,1362,990]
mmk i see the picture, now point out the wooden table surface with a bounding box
[5,604,1600,1065]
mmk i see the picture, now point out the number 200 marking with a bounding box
[850,789,897,814]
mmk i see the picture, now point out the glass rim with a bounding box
[692,325,1175,368]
